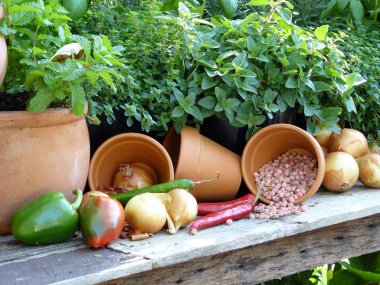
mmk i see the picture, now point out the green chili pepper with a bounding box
[110,173,219,205]
[12,189,83,245]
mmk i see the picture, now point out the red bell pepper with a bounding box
[79,196,125,248]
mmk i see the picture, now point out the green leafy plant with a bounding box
[0,0,122,117]
[320,0,380,25]
[289,0,329,25]
[328,21,380,141]
[178,0,363,138]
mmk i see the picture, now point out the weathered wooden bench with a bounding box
[1,184,380,285]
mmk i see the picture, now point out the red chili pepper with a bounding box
[197,193,256,215]
[189,202,253,235]
[79,196,125,248]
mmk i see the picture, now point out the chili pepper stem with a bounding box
[193,171,220,185]
[71,189,83,210]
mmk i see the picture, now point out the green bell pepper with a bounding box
[12,189,83,245]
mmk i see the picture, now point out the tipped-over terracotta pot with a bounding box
[88,133,174,192]
[163,126,242,202]
[241,124,325,204]
[0,108,90,234]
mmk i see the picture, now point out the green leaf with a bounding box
[341,260,380,282]
[314,81,332,92]
[350,0,364,24]
[201,76,218,90]
[188,106,204,121]
[314,25,329,41]
[281,88,297,107]
[248,0,269,6]
[320,0,338,18]
[215,86,227,101]
[343,94,357,113]
[163,0,180,11]
[346,73,366,88]
[198,96,216,109]
[337,0,351,13]
[85,71,99,85]
[99,70,116,92]
[27,89,55,113]
[201,37,220,49]
[69,83,86,116]
[303,78,315,91]
[24,70,45,91]
[285,76,298,89]
[276,7,292,24]
[172,106,185,117]
[256,54,269,62]
[232,53,247,68]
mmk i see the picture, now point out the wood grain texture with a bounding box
[99,213,380,285]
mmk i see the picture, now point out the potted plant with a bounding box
[0,0,122,234]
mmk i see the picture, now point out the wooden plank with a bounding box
[96,213,380,285]
[0,245,142,285]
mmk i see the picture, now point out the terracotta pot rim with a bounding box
[88,132,175,192]
[242,123,325,204]
[0,107,86,128]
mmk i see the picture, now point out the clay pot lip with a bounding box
[88,132,175,192]
[241,123,326,204]
[0,106,87,128]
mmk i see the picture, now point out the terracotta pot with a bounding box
[0,108,90,234]
[163,126,242,202]
[241,124,325,204]
[88,133,174,192]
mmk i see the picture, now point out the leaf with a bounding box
[276,7,292,24]
[198,96,216,109]
[99,70,116,92]
[232,53,247,68]
[281,88,297,107]
[85,70,99,85]
[248,0,269,6]
[201,76,218,90]
[285,76,298,89]
[337,0,351,13]
[24,70,45,91]
[201,37,220,49]
[188,106,204,121]
[350,0,364,24]
[341,260,380,282]
[27,89,55,113]
[320,0,338,19]
[303,78,315,91]
[343,94,357,113]
[346,73,366,88]
[314,81,333,92]
[163,0,180,11]
[69,83,86,116]
[314,25,329,41]
[172,106,185,117]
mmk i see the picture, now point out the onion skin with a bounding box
[356,153,380,188]
[124,193,169,235]
[313,128,334,148]
[323,152,359,192]
[113,162,157,191]
[329,128,369,158]
[166,189,198,233]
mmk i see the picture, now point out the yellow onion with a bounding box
[165,189,198,234]
[125,193,170,235]
[113,162,157,191]
[313,126,339,148]
[323,152,359,192]
[329,128,369,158]
[356,153,380,188]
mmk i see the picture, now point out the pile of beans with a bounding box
[252,151,318,219]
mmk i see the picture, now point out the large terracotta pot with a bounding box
[0,108,90,234]
[241,124,325,205]
[0,5,7,86]
[163,126,242,202]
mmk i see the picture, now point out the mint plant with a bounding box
[0,0,123,116]
[178,0,364,138]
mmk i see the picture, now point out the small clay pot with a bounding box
[163,126,242,202]
[88,133,174,192]
[241,124,325,204]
